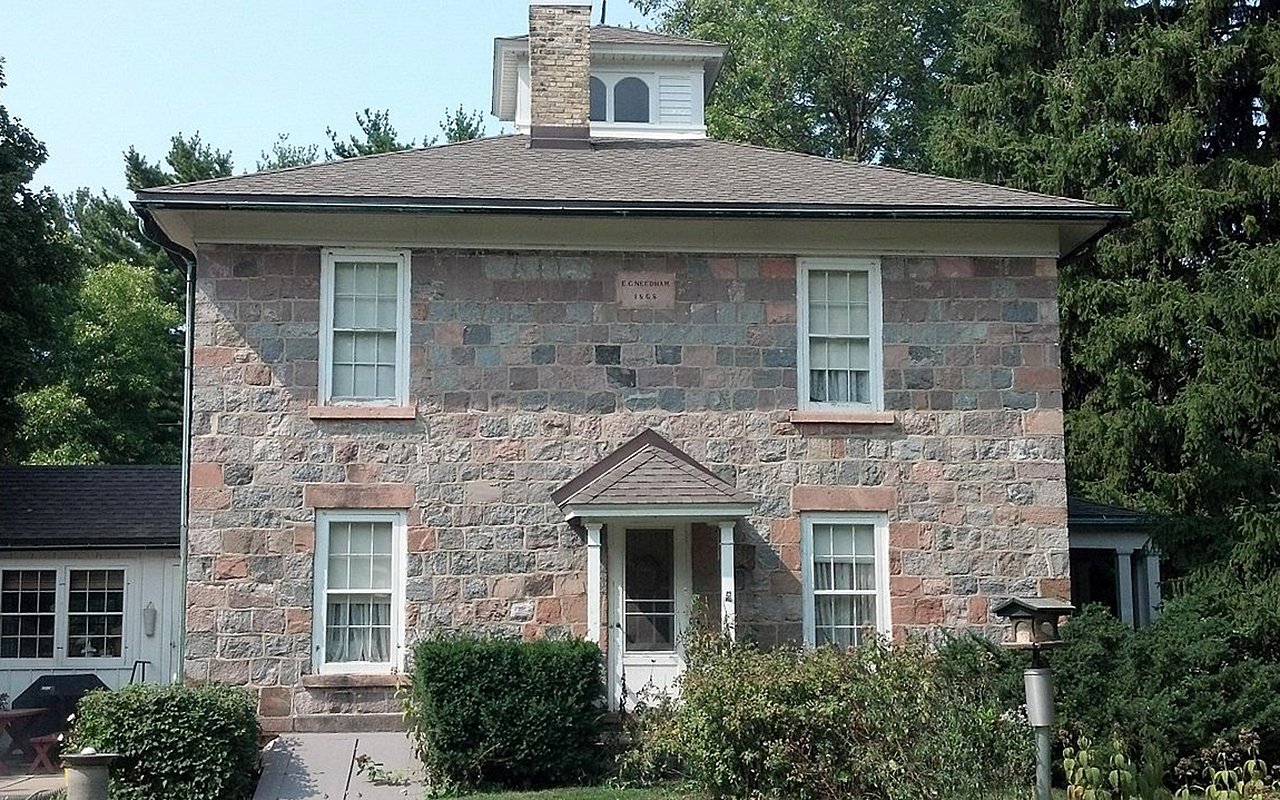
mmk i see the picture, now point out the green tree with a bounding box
[634,0,956,164]
[925,0,1280,571]
[257,132,319,171]
[326,108,414,158]
[437,105,486,143]
[63,188,166,271]
[125,132,233,190]
[0,59,82,461]
[15,262,183,464]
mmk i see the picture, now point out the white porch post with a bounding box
[1116,548,1135,627]
[585,521,603,645]
[1145,549,1162,623]
[718,520,736,640]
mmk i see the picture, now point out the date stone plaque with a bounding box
[616,271,676,310]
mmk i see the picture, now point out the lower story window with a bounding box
[0,570,56,659]
[313,511,404,672]
[801,513,890,648]
[67,569,125,658]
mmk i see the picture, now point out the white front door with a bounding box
[606,525,691,711]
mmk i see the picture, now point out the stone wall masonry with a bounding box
[188,246,1068,721]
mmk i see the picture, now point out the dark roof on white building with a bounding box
[0,466,180,550]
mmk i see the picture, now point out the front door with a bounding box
[607,525,691,711]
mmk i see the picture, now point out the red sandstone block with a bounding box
[407,527,436,552]
[765,301,795,324]
[1020,506,1068,525]
[967,597,990,624]
[187,583,227,608]
[709,258,738,280]
[293,524,315,553]
[791,485,897,512]
[556,572,586,596]
[493,576,524,599]
[304,483,413,509]
[535,598,562,624]
[937,257,974,278]
[915,598,945,625]
[243,364,272,386]
[345,463,379,483]
[1023,409,1063,435]
[191,487,231,510]
[888,522,920,549]
[285,608,311,635]
[889,576,922,597]
[258,686,293,717]
[1014,366,1061,391]
[190,462,223,489]
[891,599,916,624]
[761,257,796,279]
[1039,578,1071,600]
[193,346,235,367]
[435,322,464,346]
[215,556,248,581]
[561,595,587,626]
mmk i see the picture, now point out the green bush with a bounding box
[624,632,1033,800]
[404,635,605,791]
[70,683,259,800]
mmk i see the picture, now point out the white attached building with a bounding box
[0,466,182,701]
[1068,496,1162,627]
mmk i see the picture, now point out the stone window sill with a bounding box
[789,410,896,425]
[308,405,416,421]
[300,673,407,689]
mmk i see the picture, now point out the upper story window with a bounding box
[588,74,653,124]
[797,257,884,410]
[312,510,405,674]
[800,513,890,649]
[319,248,411,407]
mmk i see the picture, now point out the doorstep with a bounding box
[254,732,418,800]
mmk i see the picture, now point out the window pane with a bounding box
[589,76,607,121]
[614,77,650,123]
[67,569,125,659]
[0,570,56,660]
[325,595,392,663]
[624,530,675,652]
[329,257,401,401]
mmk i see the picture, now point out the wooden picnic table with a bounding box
[0,709,45,775]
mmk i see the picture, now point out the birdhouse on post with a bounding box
[991,597,1074,649]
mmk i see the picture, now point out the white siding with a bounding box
[658,72,695,126]
[0,550,180,703]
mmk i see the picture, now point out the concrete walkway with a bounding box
[0,770,63,799]
[254,732,421,800]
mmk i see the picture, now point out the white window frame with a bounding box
[589,71,659,126]
[0,563,131,669]
[318,247,412,407]
[312,510,406,675]
[799,512,891,647]
[796,257,885,411]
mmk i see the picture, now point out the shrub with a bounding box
[624,631,1034,800]
[70,683,259,800]
[404,635,605,791]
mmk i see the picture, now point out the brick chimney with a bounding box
[527,2,592,149]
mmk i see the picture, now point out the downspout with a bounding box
[138,210,196,685]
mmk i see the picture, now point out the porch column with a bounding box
[1115,548,1135,627]
[585,521,603,644]
[1145,549,1162,623]
[718,520,736,640]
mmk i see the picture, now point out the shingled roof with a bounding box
[0,466,180,550]
[552,429,753,515]
[133,135,1120,219]
[1067,496,1149,528]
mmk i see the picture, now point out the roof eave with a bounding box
[132,196,1129,223]
[562,502,756,521]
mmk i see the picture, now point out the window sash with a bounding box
[798,258,883,410]
[320,249,410,406]
[0,566,130,665]
[800,513,890,648]
[313,511,404,673]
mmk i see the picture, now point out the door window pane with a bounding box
[624,530,675,652]
[0,570,55,659]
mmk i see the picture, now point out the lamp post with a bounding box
[992,597,1075,800]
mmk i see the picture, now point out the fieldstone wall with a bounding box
[186,246,1068,728]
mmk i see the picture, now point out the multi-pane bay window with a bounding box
[797,257,883,409]
[800,513,890,648]
[312,511,404,673]
[319,248,411,407]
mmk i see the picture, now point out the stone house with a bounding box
[132,2,1126,732]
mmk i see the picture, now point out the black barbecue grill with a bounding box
[11,673,108,739]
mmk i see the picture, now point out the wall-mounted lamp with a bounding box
[143,602,157,638]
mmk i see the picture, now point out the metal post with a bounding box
[63,750,118,800]
[1025,658,1055,800]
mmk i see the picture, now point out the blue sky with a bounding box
[4,1,650,200]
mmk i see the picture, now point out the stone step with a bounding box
[292,713,406,733]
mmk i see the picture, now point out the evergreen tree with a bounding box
[926,0,1280,570]
[326,109,414,158]
[437,105,486,143]
[257,133,319,171]
[125,132,232,190]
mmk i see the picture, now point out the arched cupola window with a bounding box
[613,77,650,123]
[589,77,607,122]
